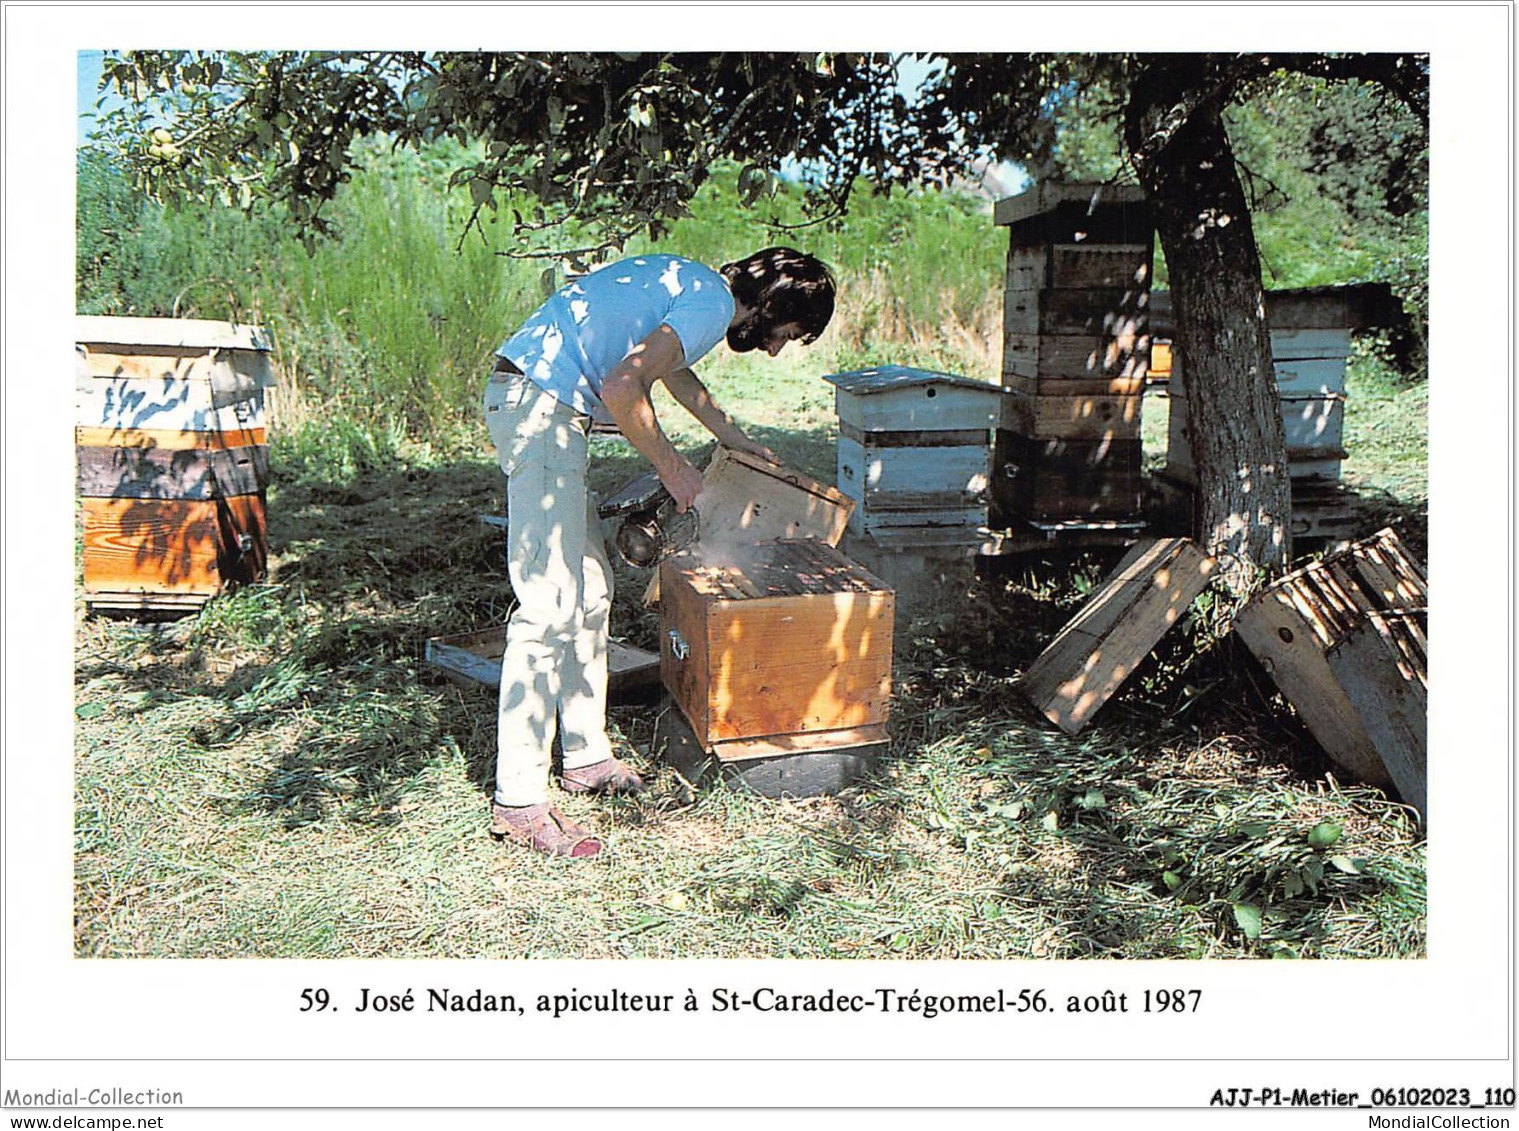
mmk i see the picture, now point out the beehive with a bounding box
[658,539,893,761]
[1153,284,1405,542]
[75,316,275,614]
[824,365,999,543]
[1234,528,1427,816]
[991,183,1152,527]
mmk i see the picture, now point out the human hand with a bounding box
[659,455,704,513]
[731,435,779,464]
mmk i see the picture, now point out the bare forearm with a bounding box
[663,368,751,449]
[598,324,703,509]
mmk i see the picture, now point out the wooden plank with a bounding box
[1003,331,1150,383]
[999,392,1143,440]
[660,553,716,745]
[77,315,272,352]
[422,626,661,698]
[1267,327,1353,361]
[991,431,1143,521]
[1167,391,1348,472]
[1280,395,1346,453]
[1019,539,1217,733]
[74,425,268,450]
[837,436,990,526]
[1002,287,1151,338]
[81,347,274,409]
[77,377,266,434]
[838,423,989,448]
[694,446,853,548]
[1005,245,1154,292]
[711,724,890,764]
[84,590,213,615]
[861,507,990,532]
[76,444,269,500]
[830,380,999,433]
[81,494,266,596]
[993,182,1148,229]
[1000,372,1148,398]
[1271,356,1348,397]
[644,446,855,606]
[1325,609,1426,815]
[1235,589,1395,788]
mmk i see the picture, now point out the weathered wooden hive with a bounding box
[824,364,1000,550]
[1156,284,1403,542]
[75,316,275,614]
[658,539,894,784]
[1234,527,1427,818]
[991,183,1152,531]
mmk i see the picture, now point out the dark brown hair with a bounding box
[719,246,837,344]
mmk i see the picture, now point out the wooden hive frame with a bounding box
[1234,528,1427,813]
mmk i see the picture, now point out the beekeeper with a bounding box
[484,247,836,857]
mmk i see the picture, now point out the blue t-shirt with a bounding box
[497,254,735,423]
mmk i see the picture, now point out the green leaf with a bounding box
[1041,810,1060,832]
[1231,902,1263,940]
[1076,789,1108,811]
[1328,855,1363,875]
[75,702,105,719]
[1241,822,1272,838]
[1282,871,1305,898]
[1162,870,1183,890]
[1308,821,1343,848]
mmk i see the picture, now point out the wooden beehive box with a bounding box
[991,431,1143,523]
[75,317,276,614]
[992,183,1153,529]
[1234,528,1427,816]
[659,539,894,761]
[824,365,999,540]
[1156,285,1404,492]
[1020,538,1217,734]
[642,447,854,605]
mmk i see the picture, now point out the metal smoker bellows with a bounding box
[597,471,698,568]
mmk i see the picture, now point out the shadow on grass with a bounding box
[76,422,857,832]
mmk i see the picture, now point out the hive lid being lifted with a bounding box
[822,364,994,396]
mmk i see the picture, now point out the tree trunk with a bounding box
[1126,59,1292,589]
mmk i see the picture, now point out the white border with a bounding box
[3,1,1511,1121]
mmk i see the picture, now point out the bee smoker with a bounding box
[598,472,698,567]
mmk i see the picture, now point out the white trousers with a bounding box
[484,370,615,806]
